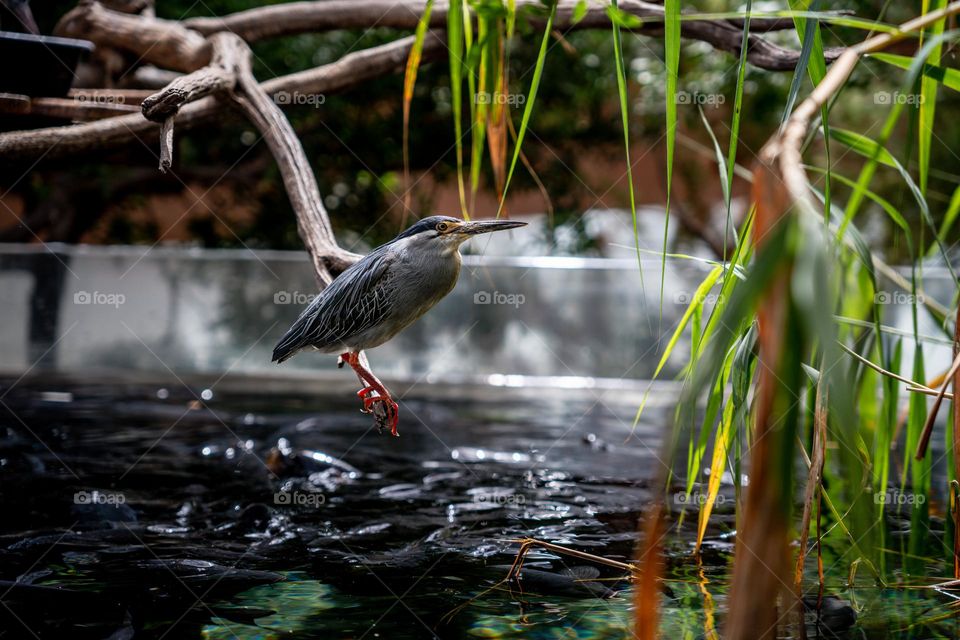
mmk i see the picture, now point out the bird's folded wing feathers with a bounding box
[272,250,394,362]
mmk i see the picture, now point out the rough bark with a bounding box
[141,33,239,121]
[215,31,360,283]
[0,34,439,165]
[55,0,211,72]
[182,0,840,71]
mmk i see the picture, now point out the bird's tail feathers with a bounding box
[272,325,307,364]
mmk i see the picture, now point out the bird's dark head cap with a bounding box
[395,215,526,241]
[394,216,464,240]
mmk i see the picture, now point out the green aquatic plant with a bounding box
[413,1,960,637]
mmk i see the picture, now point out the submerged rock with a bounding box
[492,564,619,599]
[802,594,857,632]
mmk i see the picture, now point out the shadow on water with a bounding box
[0,377,958,639]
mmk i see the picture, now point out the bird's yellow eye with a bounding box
[436,222,449,232]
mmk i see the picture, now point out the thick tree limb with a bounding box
[70,88,154,102]
[183,0,841,70]
[206,31,359,283]
[0,34,439,165]
[20,97,139,120]
[141,34,239,121]
[55,0,210,72]
[131,30,361,280]
[53,0,840,75]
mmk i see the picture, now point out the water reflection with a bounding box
[2,377,957,638]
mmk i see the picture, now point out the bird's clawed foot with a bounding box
[343,353,400,437]
[360,392,400,437]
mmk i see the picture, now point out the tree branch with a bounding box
[210,31,360,284]
[183,0,841,70]
[0,33,440,165]
[55,0,210,72]
[141,33,238,121]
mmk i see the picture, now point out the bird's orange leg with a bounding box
[340,352,400,436]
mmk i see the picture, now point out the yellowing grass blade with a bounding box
[401,0,435,225]
[495,0,557,218]
[696,396,735,553]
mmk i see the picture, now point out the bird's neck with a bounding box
[442,245,463,260]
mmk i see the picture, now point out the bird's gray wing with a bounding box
[272,249,394,362]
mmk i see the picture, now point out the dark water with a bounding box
[0,378,957,639]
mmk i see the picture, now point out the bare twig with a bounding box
[839,342,939,392]
[158,117,174,172]
[507,537,636,578]
[916,349,960,460]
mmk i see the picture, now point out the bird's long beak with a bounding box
[457,219,527,235]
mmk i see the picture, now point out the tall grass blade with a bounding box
[695,327,755,553]
[829,126,953,284]
[631,266,723,430]
[447,0,468,218]
[611,0,644,289]
[876,338,902,577]
[780,14,816,128]
[469,6,492,212]
[871,53,960,92]
[952,309,960,578]
[487,30,508,202]
[795,372,827,585]
[495,1,557,218]
[841,30,959,271]
[401,0,435,225]
[918,0,947,195]
[935,184,960,249]
[903,345,931,573]
[697,107,729,206]
[723,0,751,261]
[660,0,680,320]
